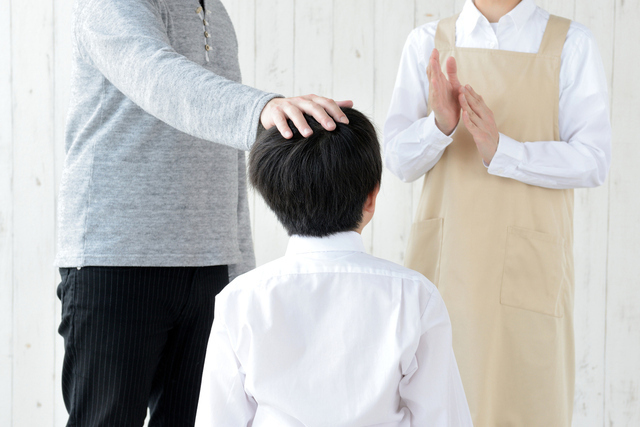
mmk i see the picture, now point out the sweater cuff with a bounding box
[244,92,283,151]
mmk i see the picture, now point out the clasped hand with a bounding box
[427,49,499,165]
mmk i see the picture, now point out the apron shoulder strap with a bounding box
[434,14,460,51]
[538,15,571,57]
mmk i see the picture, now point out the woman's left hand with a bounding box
[459,85,499,165]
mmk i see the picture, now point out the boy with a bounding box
[195,108,472,426]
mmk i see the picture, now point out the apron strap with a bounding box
[538,15,571,57]
[434,14,460,52]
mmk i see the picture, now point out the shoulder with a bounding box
[565,20,598,54]
[406,20,439,51]
[357,253,438,293]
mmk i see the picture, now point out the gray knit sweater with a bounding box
[55,0,279,279]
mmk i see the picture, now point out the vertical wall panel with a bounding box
[332,0,375,251]
[11,0,57,424]
[252,0,295,265]
[0,0,14,424]
[293,0,334,97]
[606,0,640,425]
[223,0,257,88]
[53,0,74,424]
[538,0,575,19]
[371,0,415,265]
[572,1,614,425]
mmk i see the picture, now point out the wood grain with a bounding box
[371,0,416,265]
[605,0,640,424]
[10,0,57,424]
[571,1,615,424]
[53,0,74,423]
[0,0,14,424]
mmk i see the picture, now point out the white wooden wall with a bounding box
[0,1,638,425]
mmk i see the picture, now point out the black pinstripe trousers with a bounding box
[57,266,229,427]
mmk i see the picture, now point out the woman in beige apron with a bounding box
[384,0,611,424]
[405,13,575,425]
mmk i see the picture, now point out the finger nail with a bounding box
[302,128,312,136]
[284,131,293,138]
[326,120,336,129]
[339,116,349,124]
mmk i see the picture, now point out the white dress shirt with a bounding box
[384,0,611,189]
[196,232,472,427]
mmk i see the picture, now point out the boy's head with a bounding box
[249,107,382,237]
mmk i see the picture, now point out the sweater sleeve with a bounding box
[75,0,279,151]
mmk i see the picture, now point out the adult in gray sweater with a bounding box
[54,0,352,425]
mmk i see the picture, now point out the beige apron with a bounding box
[405,15,574,427]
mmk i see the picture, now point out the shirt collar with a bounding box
[503,0,537,31]
[285,231,366,256]
[458,0,537,35]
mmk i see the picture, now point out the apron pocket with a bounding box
[500,226,565,317]
[404,218,443,286]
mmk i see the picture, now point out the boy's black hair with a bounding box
[249,107,382,237]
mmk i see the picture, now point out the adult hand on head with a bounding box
[260,95,354,139]
[459,85,499,165]
[427,49,462,136]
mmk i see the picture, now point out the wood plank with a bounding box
[11,0,57,424]
[53,0,75,423]
[605,0,640,425]
[252,0,295,266]
[571,1,614,425]
[332,0,375,252]
[415,0,458,28]
[293,0,333,98]
[222,0,257,88]
[371,0,415,265]
[537,0,575,19]
[0,0,14,424]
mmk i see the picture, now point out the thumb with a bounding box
[446,56,461,89]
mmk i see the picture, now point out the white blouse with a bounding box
[384,0,611,189]
[196,232,472,427]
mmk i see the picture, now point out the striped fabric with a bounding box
[57,265,228,427]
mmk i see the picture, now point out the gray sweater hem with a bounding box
[55,252,244,268]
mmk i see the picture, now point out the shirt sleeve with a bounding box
[487,24,612,189]
[195,298,257,426]
[383,27,455,183]
[74,0,279,151]
[228,151,256,281]
[398,290,473,427]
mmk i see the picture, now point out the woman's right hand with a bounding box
[426,49,462,136]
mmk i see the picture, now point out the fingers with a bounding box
[270,107,294,139]
[459,92,482,128]
[429,49,443,87]
[462,110,479,134]
[446,56,461,90]
[460,86,490,120]
[260,95,352,139]
[335,100,354,109]
[282,102,315,136]
[310,95,350,125]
